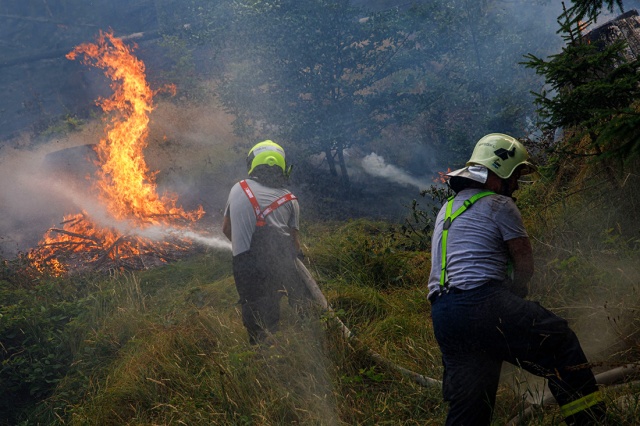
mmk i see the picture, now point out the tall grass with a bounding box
[5,161,640,424]
[19,250,336,425]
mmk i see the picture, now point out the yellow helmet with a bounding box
[467,133,536,179]
[246,140,289,175]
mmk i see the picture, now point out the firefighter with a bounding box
[428,133,605,425]
[223,140,311,345]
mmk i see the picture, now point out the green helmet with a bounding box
[466,133,536,179]
[246,140,288,175]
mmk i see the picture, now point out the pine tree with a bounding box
[522,3,640,162]
[569,0,624,21]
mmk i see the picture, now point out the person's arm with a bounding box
[505,236,534,297]
[222,215,232,241]
[291,228,302,257]
[497,196,533,297]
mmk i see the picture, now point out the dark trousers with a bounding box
[233,249,311,345]
[431,283,600,426]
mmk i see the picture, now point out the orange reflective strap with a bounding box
[239,180,297,226]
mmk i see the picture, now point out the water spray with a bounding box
[361,153,431,190]
[136,225,232,251]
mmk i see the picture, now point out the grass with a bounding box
[3,162,640,425]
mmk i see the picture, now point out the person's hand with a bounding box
[504,277,528,298]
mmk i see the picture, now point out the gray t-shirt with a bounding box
[224,178,299,256]
[427,188,528,298]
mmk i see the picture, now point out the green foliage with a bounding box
[158,0,558,192]
[404,0,551,167]
[0,250,234,425]
[40,114,84,137]
[523,4,640,163]
[308,219,429,289]
[340,365,385,384]
[4,2,640,424]
[514,153,640,370]
[0,275,87,424]
[154,0,235,100]
[569,0,624,21]
[400,184,453,251]
[215,0,417,185]
[2,202,640,425]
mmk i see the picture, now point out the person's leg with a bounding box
[282,264,313,315]
[481,287,605,424]
[441,352,502,426]
[431,292,503,426]
[240,299,264,345]
[256,289,282,337]
[233,252,277,345]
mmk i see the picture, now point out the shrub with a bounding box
[308,219,428,290]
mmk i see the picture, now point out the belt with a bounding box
[428,286,464,303]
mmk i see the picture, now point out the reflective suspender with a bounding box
[560,391,603,418]
[440,191,495,287]
[239,180,297,226]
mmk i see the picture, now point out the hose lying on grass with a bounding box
[506,363,640,425]
[295,259,442,388]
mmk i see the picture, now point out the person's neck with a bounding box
[484,173,504,194]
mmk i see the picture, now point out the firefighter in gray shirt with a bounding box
[223,140,311,345]
[428,134,605,425]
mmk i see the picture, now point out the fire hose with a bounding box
[295,259,640,419]
[295,258,442,388]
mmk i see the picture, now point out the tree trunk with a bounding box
[325,147,338,177]
[336,143,350,188]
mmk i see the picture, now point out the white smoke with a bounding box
[361,152,431,191]
[0,117,236,257]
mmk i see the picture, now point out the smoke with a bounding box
[0,135,91,256]
[0,100,241,258]
[361,152,432,191]
[37,176,232,252]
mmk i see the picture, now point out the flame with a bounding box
[578,20,590,34]
[28,31,204,274]
[434,168,452,184]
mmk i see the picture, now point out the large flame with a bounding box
[28,31,204,274]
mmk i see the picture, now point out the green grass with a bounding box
[3,168,640,425]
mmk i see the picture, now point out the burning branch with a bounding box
[27,31,205,275]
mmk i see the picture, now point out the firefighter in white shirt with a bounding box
[223,140,310,345]
[428,133,605,425]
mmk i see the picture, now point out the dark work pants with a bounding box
[430,283,599,426]
[233,249,311,345]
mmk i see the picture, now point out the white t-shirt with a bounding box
[427,188,528,298]
[224,178,299,256]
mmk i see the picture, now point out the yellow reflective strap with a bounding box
[439,191,494,287]
[440,198,455,287]
[560,391,603,418]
